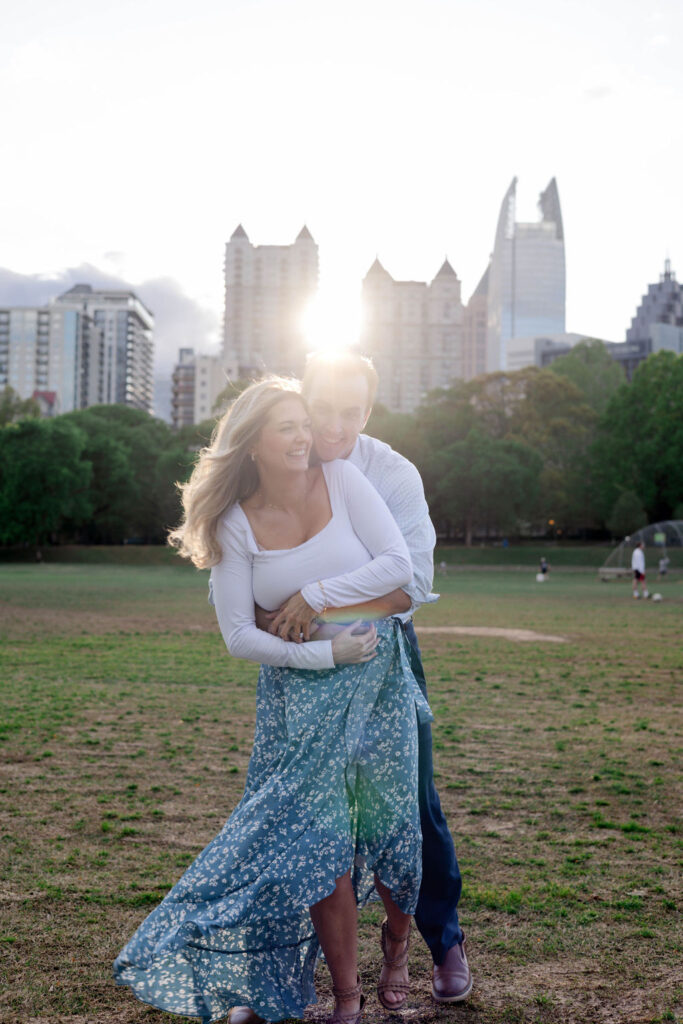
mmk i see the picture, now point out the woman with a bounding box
[113,377,431,1023]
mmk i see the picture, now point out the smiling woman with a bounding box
[115,374,428,1024]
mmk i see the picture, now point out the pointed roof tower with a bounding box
[296,225,314,241]
[494,177,517,249]
[434,258,458,280]
[539,178,563,241]
[365,257,392,281]
[230,223,249,240]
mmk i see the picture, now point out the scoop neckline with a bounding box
[236,461,336,553]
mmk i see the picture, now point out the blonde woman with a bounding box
[113,377,431,1024]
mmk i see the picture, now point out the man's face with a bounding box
[305,370,371,462]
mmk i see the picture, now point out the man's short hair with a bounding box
[302,350,379,410]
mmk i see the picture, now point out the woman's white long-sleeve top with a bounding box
[210,459,412,671]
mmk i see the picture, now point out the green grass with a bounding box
[0,564,681,1024]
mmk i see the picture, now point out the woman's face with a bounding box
[251,396,312,477]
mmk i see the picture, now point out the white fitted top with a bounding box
[210,459,412,670]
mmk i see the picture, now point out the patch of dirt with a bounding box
[419,626,567,643]
[1,601,568,644]
[0,601,213,636]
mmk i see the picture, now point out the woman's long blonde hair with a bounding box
[168,376,303,568]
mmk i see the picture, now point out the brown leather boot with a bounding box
[431,933,473,1003]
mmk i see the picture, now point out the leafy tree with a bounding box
[0,418,91,545]
[427,429,542,544]
[592,352,683,522]
[606,490,648,539]
[549,339,625,417]
[155,444,197,536]
[413,368,598,533]
[175,418,218,452]
[62,405,191,542]
[504,368,598,530]
[0,385,39,426]
[59,412,136,543]
[366,404,428,470]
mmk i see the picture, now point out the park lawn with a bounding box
[0,564,681,1024]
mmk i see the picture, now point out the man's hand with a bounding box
[254,604,276,632]
[268,591,318,641]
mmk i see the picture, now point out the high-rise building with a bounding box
[536,258,683,383]
[626,259,683,354]
[0,285,154,415]
[0,305,85,411]
[222,224,318,379]
[171,348,196,429]
[360,257,464,412]
[171,348,225,429]
[0,303,94,413]
[194,353,225,422]
[54,285,154,413]
[485,177,566,373]
[462,266,488,381]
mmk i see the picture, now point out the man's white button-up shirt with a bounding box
[347,433,439,619]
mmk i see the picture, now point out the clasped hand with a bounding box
[259,594,379,664]
[267,591,318,641]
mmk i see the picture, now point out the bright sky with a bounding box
[1,0,681,367]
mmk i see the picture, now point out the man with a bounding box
[228,352,471,1024]
[301,351,470,999]
[631,541,648,599]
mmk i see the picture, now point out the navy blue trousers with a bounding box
[403,620,463,964]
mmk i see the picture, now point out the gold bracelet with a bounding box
[317,579,329,615]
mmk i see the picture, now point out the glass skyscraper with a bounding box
[486,177,566,372]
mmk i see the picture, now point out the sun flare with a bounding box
[300,289,363,356]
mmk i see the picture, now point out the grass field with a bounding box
[0,562,681,1024]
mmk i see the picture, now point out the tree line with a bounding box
[0,341,681,548]
[370,341,683,542]
[0,403,205,547]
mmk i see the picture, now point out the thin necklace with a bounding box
[256,491,286,512]
[257,477,310,512]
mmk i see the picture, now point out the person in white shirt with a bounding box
[253,352,471,1009]
[631,541,648,598]
[114,377,432,1024]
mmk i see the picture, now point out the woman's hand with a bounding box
[269,591,318,641]
[331,621,379,665]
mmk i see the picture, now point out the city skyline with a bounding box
[1,0,681,375]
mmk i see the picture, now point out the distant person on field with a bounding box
[631,541,648,599]
[658,555,670,580]
[539,556,549,577]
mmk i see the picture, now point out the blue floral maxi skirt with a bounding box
[113,620,432,1023]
